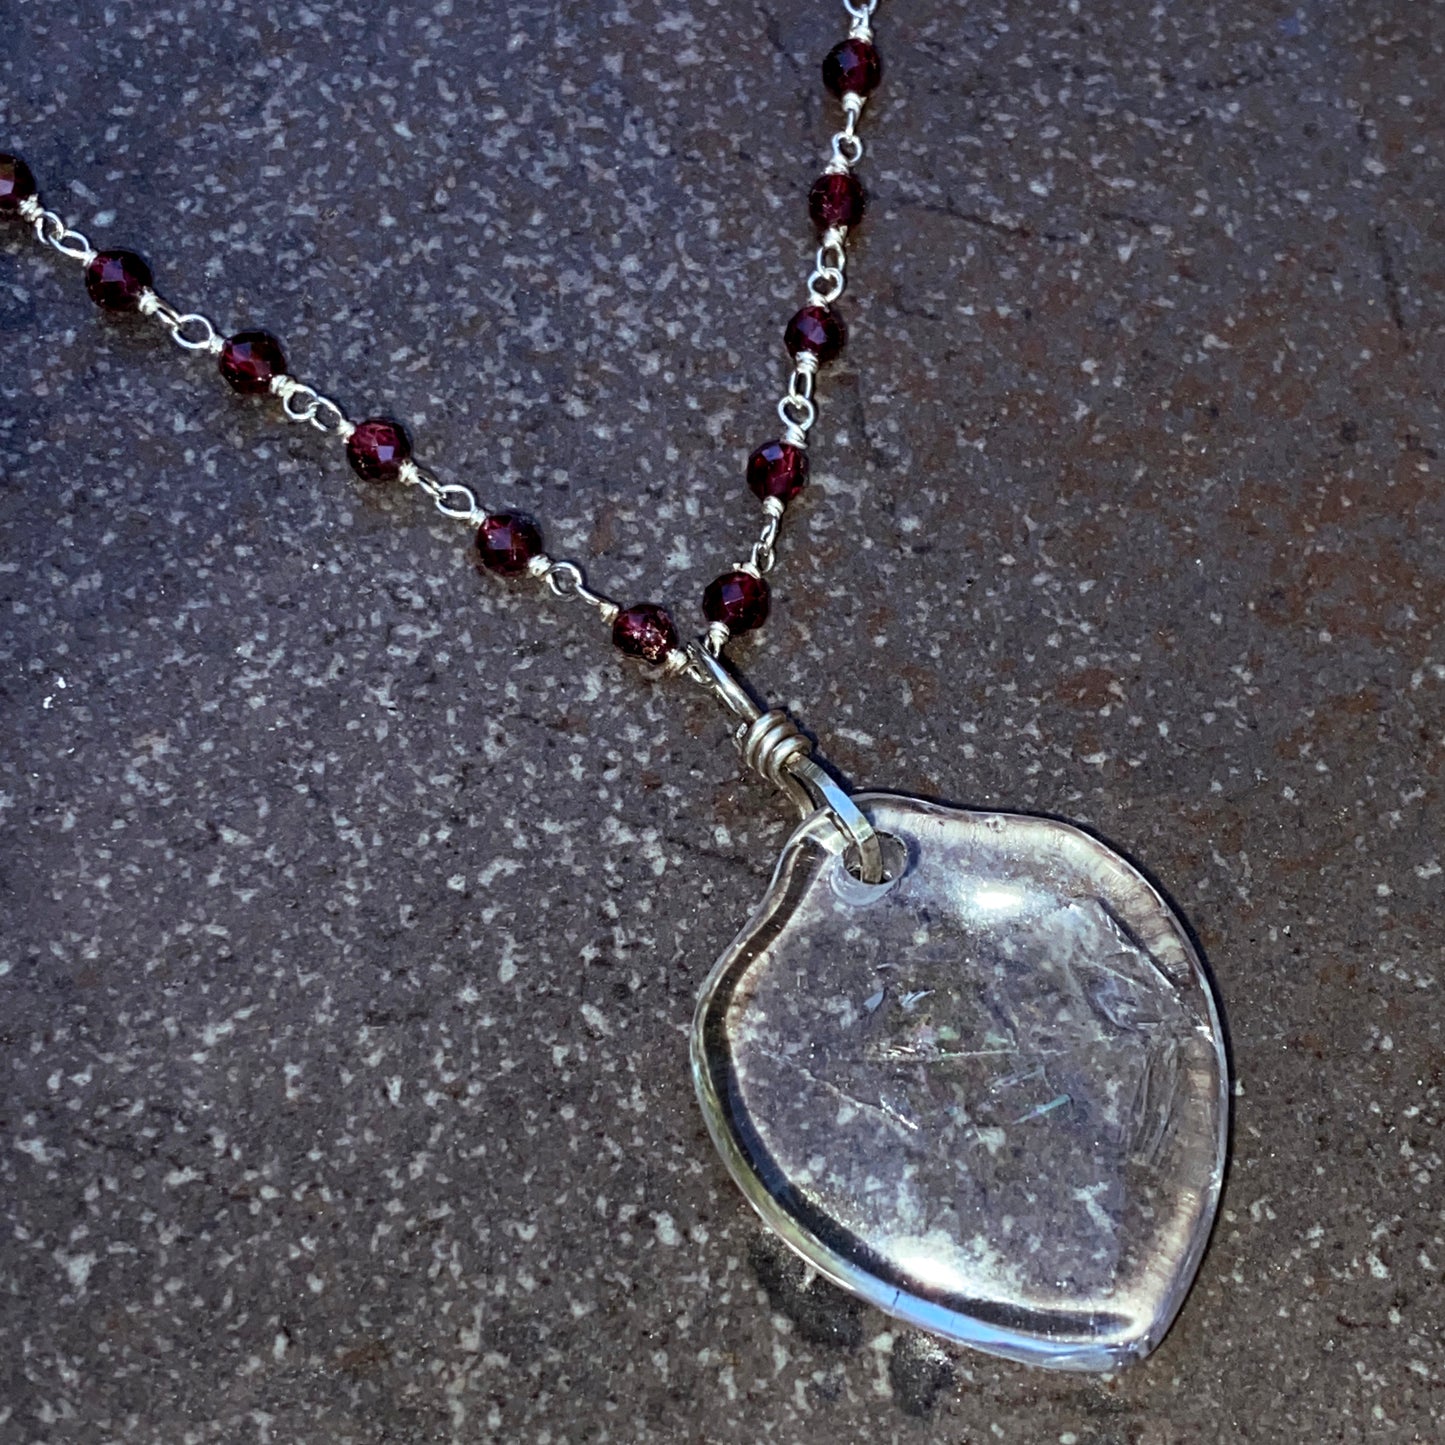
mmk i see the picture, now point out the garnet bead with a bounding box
[703,570,770,634]
[746,440,809,504]
[84,249,153,313]
[475,511,544,577]
[809,171,865,231]
[822,38,882,98]
[612,603,679,664]
[785,304,846,365]
[219,329,288,394]
[0,152,37,213]
[346,417,412,483]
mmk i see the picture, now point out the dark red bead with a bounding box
[346,417,412,482]
[746,440,809,504]
[612,603,679,664]
[823,38,882,98]
[84,249,153,313]
[785,304,845,364]
[475,511,544,577]
[219,329,288,394]
[703,570,770,634]
[809,171,865,230]
[0,152,37,213]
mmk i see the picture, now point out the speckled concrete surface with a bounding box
[1,2,1442,1441]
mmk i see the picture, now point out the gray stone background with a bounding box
[1,0,1441,1440]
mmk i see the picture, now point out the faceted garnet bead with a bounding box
[785,304,846,365]
[475,511,543,577]
[84,249,153,313]
[822,38,882,98]
[612,602,679,664]
[0,152,37,213]
[703,570,770,634]
[809,171,865,231]
[219,329,288,394]
[746,440,809,504]
[346,417,412,483]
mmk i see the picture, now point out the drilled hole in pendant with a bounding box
[835,831,909,900]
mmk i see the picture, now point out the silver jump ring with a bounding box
[430,481,480,520]
[787,368,815,404]
[778,393,817,432]
[307,396,350,436]
[36,210,94,261]
[544,561,584,598]
[542,560,618,620]
[281,383,321,423]
[808,267,846,305]
[169,313,219,352]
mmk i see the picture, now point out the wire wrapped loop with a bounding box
[740,710,815,799]
[687,644,884,882]
[32,207,95,262]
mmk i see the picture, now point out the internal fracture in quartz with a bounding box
[693,796,1228,1371]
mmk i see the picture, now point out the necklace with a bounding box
[1,0,1226,1373]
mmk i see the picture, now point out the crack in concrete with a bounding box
[1371,222,1408,335]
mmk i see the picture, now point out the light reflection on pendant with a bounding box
[691,793,1228,1372]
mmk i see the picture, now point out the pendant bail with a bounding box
[685,643,884,883]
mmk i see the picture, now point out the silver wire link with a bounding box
[749,498,785,574]
[777,349,821,446]
[138,291,225,353]
[395,459,483,521]
[829,128,865,170]
[788,359,817,406]
[807,271,844,305]
[534,558,621,625]
[427,479,482,520]
[23,199,96,264]
[777,392,817,445]
[807,231,848,306]
[828,94,868,174]
[269,375,354,438]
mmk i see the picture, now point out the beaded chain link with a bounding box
[0,0,883,691]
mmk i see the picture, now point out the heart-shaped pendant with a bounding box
[692,793,1228,1371]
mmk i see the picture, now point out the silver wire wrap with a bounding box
[270,374,354,438]
[749,496,786,575]
[22,196,96,263]
[388,459,493,525]
[806,229,848,307]
[687,643,884,882]
[531,557,621,626]
[844,0,878,40]
[829,96,867,171]
[137,292,226,355]
[778,351,819,448]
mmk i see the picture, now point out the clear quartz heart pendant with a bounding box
[685,653,1229,1372]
